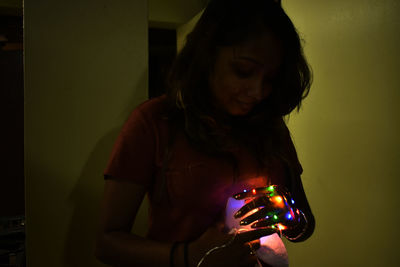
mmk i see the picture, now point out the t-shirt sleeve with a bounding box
[104,107,156,186]
[284,129,303,176]
[279,118,303,176]
[280,120,315,242]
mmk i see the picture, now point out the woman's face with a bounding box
[209,32,283,116]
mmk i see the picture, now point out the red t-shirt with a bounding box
[104,95,297,242]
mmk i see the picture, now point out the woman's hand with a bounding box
[189,222,276,267]
[232,185,301,232]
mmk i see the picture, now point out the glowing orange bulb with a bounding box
[277,224,287,230]
[252,189,256,194]
[271,196,284,208]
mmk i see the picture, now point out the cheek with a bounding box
[214,76,241,99]
[262,83,274,98]
[225,81,242,97]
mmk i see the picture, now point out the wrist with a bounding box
[282,210,308,241]
[170,241,198,267]
[188,240,205,267]
[170,242,180,267]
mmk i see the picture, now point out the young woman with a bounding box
[95,0,315,266]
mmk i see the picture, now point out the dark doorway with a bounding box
[0,15,24,217]
[148,28,177,99]
[0,13,25,267]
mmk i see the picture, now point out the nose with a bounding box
[246,77,266,101]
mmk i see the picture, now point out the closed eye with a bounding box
[231,62,255,78]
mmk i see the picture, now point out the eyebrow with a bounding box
[232,47,263,66]
[234,55,282,77]
[235,56,263,66]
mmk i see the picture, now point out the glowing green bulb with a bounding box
[273,215,278,220]
[267,185,274,192]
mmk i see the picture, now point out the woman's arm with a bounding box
[95,179,276,267]
[95,179,173,266]
[280,119,316,242]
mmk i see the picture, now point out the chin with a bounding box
[229,107,253,116]
[229,111,251,117]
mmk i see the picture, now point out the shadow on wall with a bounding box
[63,127,118,267]
[63,73,150,266]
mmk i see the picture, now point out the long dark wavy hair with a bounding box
[165,0,312,172]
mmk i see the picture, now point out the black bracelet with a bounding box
[170,241,181,267]
[183,242,189,267]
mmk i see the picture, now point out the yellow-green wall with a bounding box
[149,0,206,28]
[24,0,148,266]
[284,0,400,266]
[177,10,203,51]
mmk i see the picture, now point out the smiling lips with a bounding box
[236,99,256,110]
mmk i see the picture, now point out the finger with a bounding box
[233,185,277,200]
[235,227,277,243]
[254,207,300,228]
[245,242,256,255]
[234,192,290,219]
[239,207,276,226]
[247,240,261,251]
[251,217,278,228]
[234,195,273,218]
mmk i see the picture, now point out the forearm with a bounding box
[96,180,175,266]
[95,231,174,267]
